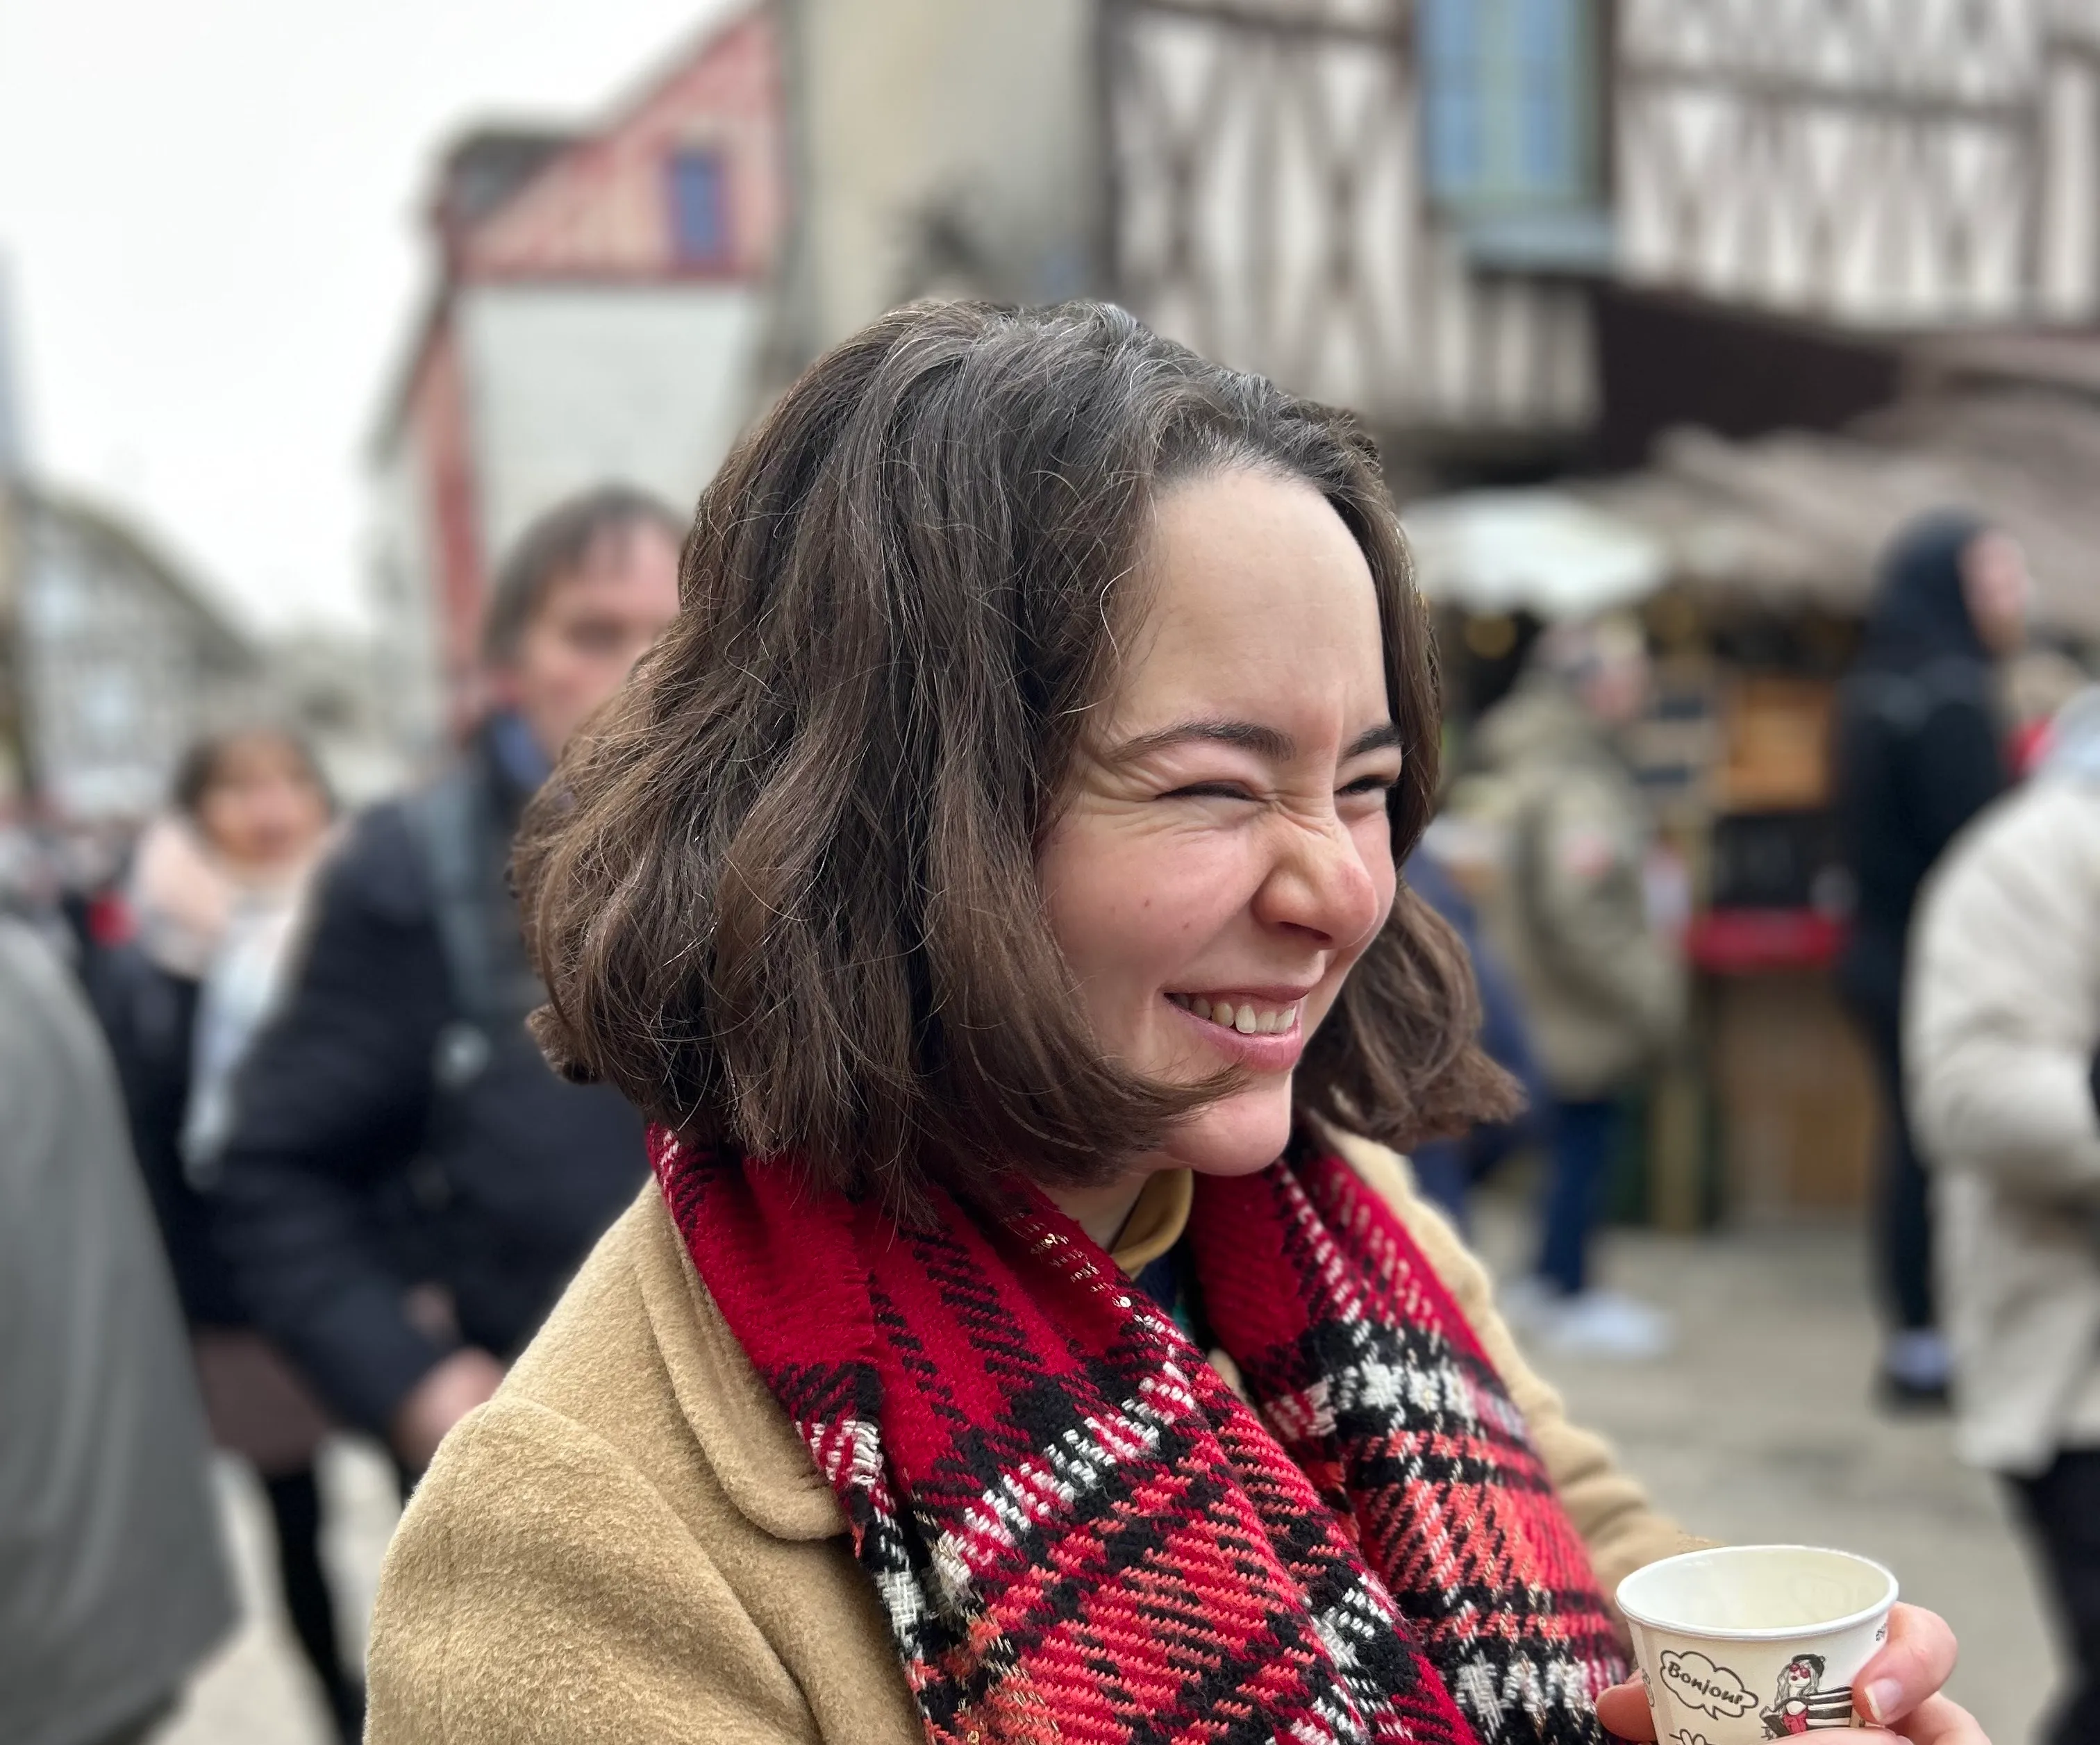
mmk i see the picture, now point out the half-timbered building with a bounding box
[774,0,2100,477]
[0,482,261,823]
[1617,0,2100,326]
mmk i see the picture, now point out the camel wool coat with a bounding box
[366,1137,1694,1743]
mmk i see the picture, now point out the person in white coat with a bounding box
[1908,684,2100,1745]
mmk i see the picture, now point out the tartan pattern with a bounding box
[655,1128,1626,1745]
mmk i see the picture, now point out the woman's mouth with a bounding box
[1165,992,1303,1036]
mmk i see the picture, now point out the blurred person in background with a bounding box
[1834,512,2024,1408]
[91,726,360,1739]
[2004,645,2090,778]
[1908,685,2100,1745]
[214,485,681,1480]
[1401,840,1551,1230]
[0,912,234,1745]
[1468,614,1683,1358]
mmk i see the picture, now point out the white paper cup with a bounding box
[1617,1546,1899,1745]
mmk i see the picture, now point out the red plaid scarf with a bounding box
[654,1128,1626,1745]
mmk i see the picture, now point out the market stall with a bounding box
[1402,368,2100,1225]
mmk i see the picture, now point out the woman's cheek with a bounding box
[1146,841,1259,951]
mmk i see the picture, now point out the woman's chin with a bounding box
[1167,1092,1297,1180]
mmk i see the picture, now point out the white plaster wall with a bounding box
[365,428,446,765]
[778,0,1099,365]
[458,282,763,564]
[2039,51,2100,319]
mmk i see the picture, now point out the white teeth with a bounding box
[1233,1005,1257,1034]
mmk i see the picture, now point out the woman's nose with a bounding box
[1251,814,1384,948]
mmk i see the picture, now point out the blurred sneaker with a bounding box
[1497,1273,1562,1335]
[1499,1276,1673,1361]
[1545,1288,1674,1360]
[1876,1329,1951,1413]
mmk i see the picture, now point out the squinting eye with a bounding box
[1162,782,1257,801]
[1340,776,1395,797]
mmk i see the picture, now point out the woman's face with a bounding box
[1961,530,2030,656]
[1037,467,1402,1183]
[196,735,329,871]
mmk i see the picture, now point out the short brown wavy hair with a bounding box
[516,301,1514,1204]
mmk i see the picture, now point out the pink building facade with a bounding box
[372,8,783,749]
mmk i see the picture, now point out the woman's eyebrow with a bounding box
[1106,719,1402,764]
[1107,719,1294,763]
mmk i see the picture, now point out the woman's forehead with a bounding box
[1108,471,1388,738]
[212,735,309,783]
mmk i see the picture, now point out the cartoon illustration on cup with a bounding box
[1658,1649,1759,1723]
[1759,1654,1858,1736]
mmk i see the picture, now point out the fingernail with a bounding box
[1860,1679,1901,1726]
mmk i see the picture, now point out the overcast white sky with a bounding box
[0,0,733,635]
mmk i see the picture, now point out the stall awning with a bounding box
[1401,490,1667,620]
[1402,375,2100,639]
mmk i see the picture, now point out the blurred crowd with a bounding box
[6,488,2100,1745]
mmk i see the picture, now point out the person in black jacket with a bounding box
[214,486,683,1473]
[1834,510,2027,1408]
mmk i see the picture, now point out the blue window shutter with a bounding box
[1422,0,1483,199]
[1517,0,1585,203]
[669,149,730,267]
[1420,0,1597,213]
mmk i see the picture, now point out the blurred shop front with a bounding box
[1407,344,2100,1227]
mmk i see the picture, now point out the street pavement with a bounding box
[157,1200,2060,1744]
[1470,1201,2058,1745]
[161,1439,397,1745]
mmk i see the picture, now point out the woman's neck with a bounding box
[1045,1171,1149,1251]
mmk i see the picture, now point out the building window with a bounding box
[1420,0,1608,265]
[668,149,731,268]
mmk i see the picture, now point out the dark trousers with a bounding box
[260,1467,363,1743]
[2011,1449,2100,1745]
[1538,1097,1617,1296]
[1851,992,1938,1333]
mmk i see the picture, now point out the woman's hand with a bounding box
[1594,1605,1988,1745]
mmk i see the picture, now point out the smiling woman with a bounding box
[1036,468,1420,1241]
[364,301,1981,1745]
[511,302,1507,1214]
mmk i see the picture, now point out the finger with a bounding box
[1853,1695,1988,1745]
[1855,1604,1959,1727]
[1595,1679,1657,1740]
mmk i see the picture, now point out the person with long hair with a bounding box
[93,726,360,1739]
[366,303,1977,1745]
